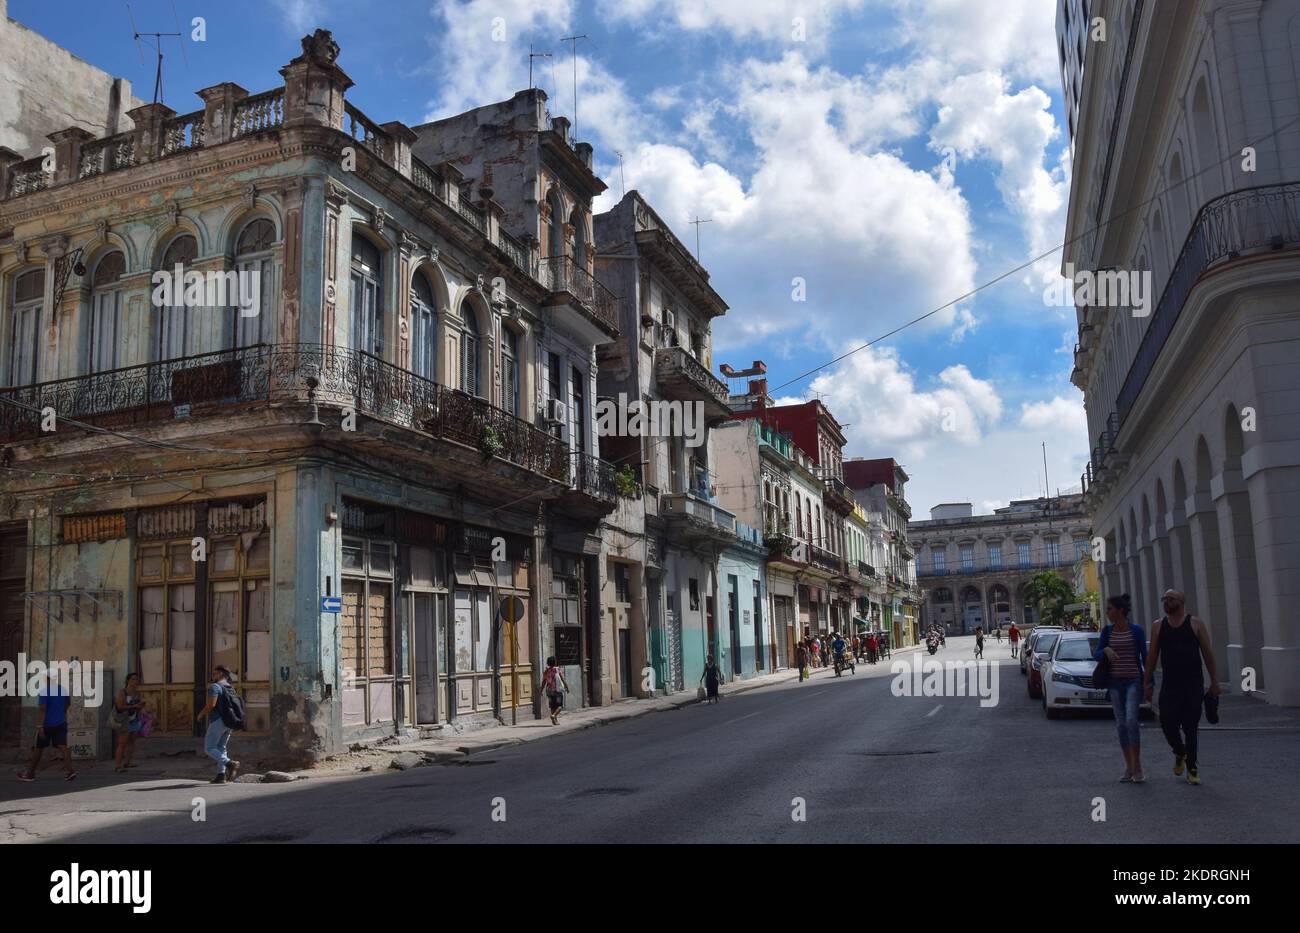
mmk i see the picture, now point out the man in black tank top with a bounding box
[1142,590,1220,784]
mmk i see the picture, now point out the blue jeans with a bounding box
[1108,678,1142,749]
[205,718,232,775]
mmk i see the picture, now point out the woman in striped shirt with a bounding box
[1096,594,1148,783]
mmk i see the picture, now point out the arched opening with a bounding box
[1170,460,1201,630]
[349,232,384,357]
[1191,77,1222,205]
[988,584,1011,628]
[88,251,126,373]
[1223,405,1264,689]
[1194,435,1230,673]
[459,299,482,398]
[8,267,45,385]
[1128,506,1147,625]
[569,206,588,269]
[1154,478,1175,595]
[410,270,438,382]
[959,584,983,634]
[157,234,199,360]
[234,218,276,348]
[546,189,566,259]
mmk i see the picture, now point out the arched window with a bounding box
[411,272,437,382]
[89,251,126,373]
[547,191,565,259]
[9,268,44,385]
[460,306,480,396]
[350,234,383,357]
[235,218,275,348]
[158,234,198,360]
[569,207,588,267]
[501,326,520,415]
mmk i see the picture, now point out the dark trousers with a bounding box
[1159,682,1204,769]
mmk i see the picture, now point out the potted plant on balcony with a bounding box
[478,423,504,461]
[614,464,641,498]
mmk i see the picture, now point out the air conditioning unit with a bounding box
[545,398,567,423]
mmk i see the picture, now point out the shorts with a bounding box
[36,724,68,749]
[547,691,564,712]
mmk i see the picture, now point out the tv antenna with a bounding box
[528,42,552,90]
[558,34,588,139]
[690,215,713,262]
[126,3,185,106]
[614,150,626,197]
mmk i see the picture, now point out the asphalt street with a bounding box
[4,635,1298,843]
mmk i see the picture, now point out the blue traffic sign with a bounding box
[321,596,342,613]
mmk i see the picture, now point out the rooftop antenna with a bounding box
[127,3,182,106]
[689,215,713,262]
[528,42,552,90]
[615,150,626,197]
[559,33,588,139]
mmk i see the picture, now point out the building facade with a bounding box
[593,190,739,696]
[0,29,623,760]
[910,497,1091,634]
[845,458,919,647]
[1065,0,1300,704]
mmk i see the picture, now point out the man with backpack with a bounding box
[196,665,244,784]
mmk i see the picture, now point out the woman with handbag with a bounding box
[1094,594,1147,783]
[112,672,147,773]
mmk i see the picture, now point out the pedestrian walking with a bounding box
[796,642,809,682]
[112,672,147,772]
[1095,594,1146,783]
[974,627,984,659]
[196,666,243,784]
[542,656,568,724]
[866,633,878,664]
[1143,589,1219,785]
[700,655,722,703]
[1008,622,1020,659]
[995,627,1002,644]
[16,669,76,783]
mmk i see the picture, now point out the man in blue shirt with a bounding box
[195,666,240,784]
[16,669,77,782]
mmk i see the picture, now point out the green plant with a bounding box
[479,423,504,460]
[614,464,640,498]
[1023,571,1076,626]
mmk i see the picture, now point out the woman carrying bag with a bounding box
[1094,594,1147,783]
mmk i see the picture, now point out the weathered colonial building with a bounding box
[0,29,622,762]
[594,191,739,695]
[845,458,919,646]
[910,496,1090,633]
[1064,0,1300,703]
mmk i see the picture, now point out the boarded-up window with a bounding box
[140,586,166,683]
[245,579,271,681]
[367,584,391,677]
[168,583,195,684]
[341,581,364,674]
[211,582,239,675]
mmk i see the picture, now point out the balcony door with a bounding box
[349,234,383,358]
[8,268,44,386]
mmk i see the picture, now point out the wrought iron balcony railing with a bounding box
[0,344,570,483]
[808,544,843,575]
[1115,182,1300,431]
[652,345,731,413]
[570,451,618,504]
[538,255,619,333]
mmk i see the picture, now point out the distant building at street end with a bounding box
[910,495,1090,633]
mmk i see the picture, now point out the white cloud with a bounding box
[597,0,868,49]
[886,0,1062,87]
[273,0,327,33]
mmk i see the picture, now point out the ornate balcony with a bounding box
[808,544,843,575]
[660,492,737,548]
[0,344,570,485]
[652,346,733,422]
[539,255,619,338]
[1115,182,1300,432]
[559,451,620,516]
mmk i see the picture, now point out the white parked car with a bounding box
[1040,632,1108,719]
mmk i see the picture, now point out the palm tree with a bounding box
[1023,571,1075,626]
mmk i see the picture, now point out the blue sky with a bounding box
[13,0,1087,514]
